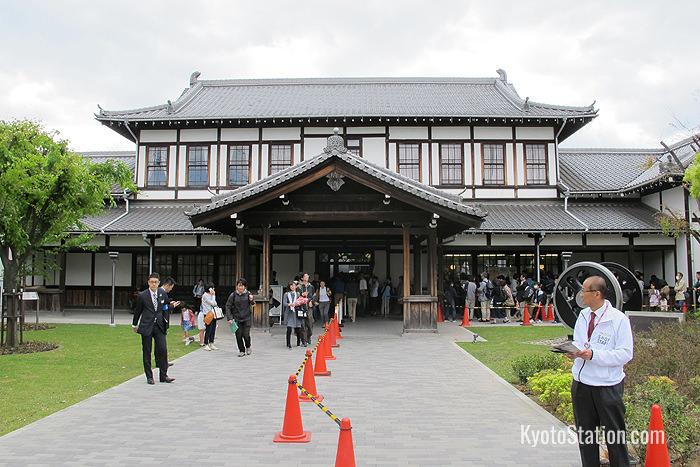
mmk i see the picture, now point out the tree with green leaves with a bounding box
[0,120,135,347]
[657,151,700,244]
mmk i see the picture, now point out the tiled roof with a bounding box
[474,200,660,232]
[188,141,486,219]
[78,151,136,172]
[97,74,596,121]
[79,202,209,234]
[558,149,659,192]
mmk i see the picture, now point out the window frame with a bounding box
[346,137,363,158]
[145,145,170,188]
[523,142,549,186]
[481,142,507,186]
[268,142,294,175]
[395,142,422,182]
[185,144,211,188]
[225,143,253,187]
[437,141,465,186]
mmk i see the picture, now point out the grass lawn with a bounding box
[0,324,198,436]
[457,325,570,383]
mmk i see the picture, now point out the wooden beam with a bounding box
[402,225,410,298]
[270,227,429,236]
[428,229,437,297]
[235,228,245,281]
[242,210,429,223]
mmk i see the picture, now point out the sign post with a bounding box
[108,252,119,327]
[22,291,40,325]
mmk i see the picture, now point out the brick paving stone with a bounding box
[0,318,580,466]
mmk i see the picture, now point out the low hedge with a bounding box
[511,352,567,384]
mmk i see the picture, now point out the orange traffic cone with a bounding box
[545,304,554,322]
[273,375,312,443]
[334,315,343,339]
[682,302,687,313]
[645,404,670,467]
[329,319,339,348]
[335,417,356,467]
[299,350,323,403]
[460,304,471,327]
[324,324,336,360]
[521,304,531,326]
[314,336,331,376]
[437,302,445,323]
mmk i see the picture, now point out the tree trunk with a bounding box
[2,258,21,348]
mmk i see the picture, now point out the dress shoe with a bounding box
[160,376,175,383]
[168,362,174,367]
[147,378,155,385]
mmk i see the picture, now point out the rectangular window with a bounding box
[439,143,463,185]
[482,143,505,185]
[187,145,209,187]
[346,138,362,157]
[135,254,173,289]
[524,144,547,185]
[178,254,214,287]
[228,145,250,186]
[269,144,292,174]
[218,254,235,286]
[397,143,421,181]
[146,146,168,187]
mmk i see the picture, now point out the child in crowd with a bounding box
[648,282,660,311]
[659,290,669,312]
[182,306,196,345]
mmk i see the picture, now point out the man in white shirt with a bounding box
[567,276,633,467]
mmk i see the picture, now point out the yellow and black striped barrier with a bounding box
[294,329,325,377]
[296,383,342,428]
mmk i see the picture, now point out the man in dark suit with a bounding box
[132,273,174,384]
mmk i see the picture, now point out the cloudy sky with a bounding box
[1,0,698,151]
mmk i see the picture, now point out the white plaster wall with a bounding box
[548,143,557,185]
[642,193,661,210]
[303,250,315,274]
[177,145,187,186]
[304,137,326,160]
[540,234,583,246]
[515,127,554,140]
[431,143,439,184]
[473,143,482,184]
[209,145,218,187]
[218,144,228,186]
[676,235,688,279]
[137,146,146,187]
[664,250,675,280]
[474,188,515,198]
[464,143,473,186]
[251,145,260,183]
[517,188,559,198]
[86,236,105,247]
[304,127,335,135]
[136,191,176,200]
[294,144,301,164]
[110,236,148,247]
[388,143,397,171]
[374,250,387,280]
[65,253,92,286]
[473,126,510,140]
[261,144,269,178]
[363,138,385,167]
[661,186,685,212]
[221,128,258,141]
[177,190,214,200]
[389,126,428,140]
[431,126,470,139]
[140,129,177,143]
[168,145,177,186]
[263,127,301,141]
[505,144,515,185]
[515,143,525,186]
[156,236,197,247]
[273,253,299,285]
[94,253,132,287]
[180,129,217,142]
[491,235,531,246]
[421,143,429,183]
[634,235,675,246]
[347,126,385,134]
[447,234,487,246]
[201,235,235,247]
[586,235,628,246]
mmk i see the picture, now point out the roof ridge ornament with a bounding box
[166,100,174,114]
[190,71,201,87]
[326,171,345,191]
[324,127,348,155]
[496,68,508,82]
[523,97,530,111]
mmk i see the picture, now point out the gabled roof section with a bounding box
[77,150,136,172]
[188,132,486,227]
[96,71,597,122]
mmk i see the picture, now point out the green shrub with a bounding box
[511,352,566,384]
[527,369,574,424]
[625,376,700,464]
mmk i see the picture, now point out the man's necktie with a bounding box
[587,311,596,340]
[152,293,158,311]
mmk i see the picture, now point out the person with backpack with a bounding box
[477,273,493,322]
[515,274,533,322]
[491,275,507,323]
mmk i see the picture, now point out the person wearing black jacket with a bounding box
[132,273,174,384]
[225,278,255,357]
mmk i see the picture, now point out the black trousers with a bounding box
[204,320,217,345]
[141,326,167,381]
[572,380,630,467]
[286,326,305,347]
[235,320,251,352]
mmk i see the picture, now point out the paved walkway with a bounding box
[0,318,580,466]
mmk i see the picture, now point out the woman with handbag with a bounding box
[201,283,219,351]
[225,278,255,357]
[282,281,306,349]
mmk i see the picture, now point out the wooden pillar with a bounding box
[402,225,411,300]
[428,230,438,297]
[412,236,421,295]
[254,226,270,329]
[235,228,245,281]
[437,243,444,295]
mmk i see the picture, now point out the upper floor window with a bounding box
[270,144,292,174]
[228,145,250,186]
[187,145,209,187]
[346,137,362,157]
[439,143,463,185]
[397,143,421,181]
[482,143,505,185]
[524,144,547,185]
[146,146,168,187]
